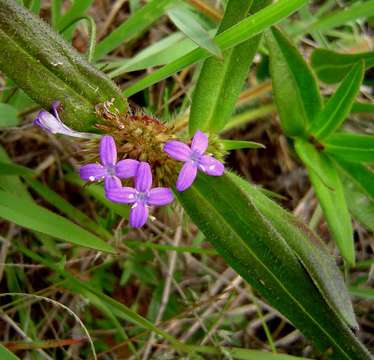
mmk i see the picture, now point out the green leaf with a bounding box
[55,0,93,33]
[94,0,175,61]
[24,177,112,240]
[0,189,114,253]
[295,139,354,265]
[231,173,358,330]
[0,0,126,130]
[324,133,374,164]
[188,0,267,134]
[335,160,374,201]
[167,5,221,58]
[65,172,129,219]
[311,48,374,84]
[176,173,370,359]
[304,1,374,34]
[221,139,265,150]
[108,32,197,77]
[309,61,364,139]
[0,345,20,360]
[265,26,322,137]
[124,0,308,97]
[342,174,374,233]
[349,287,374,301]
[0,160,34,177]
[0,103,19,128]
[352,101,374,114]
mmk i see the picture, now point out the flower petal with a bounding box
[34,109,94,138]
[129,202,149,228]
[104,176,122,192]
[135,162,152,192]
[176,162,197,191]
[163,141,191,161]
[191,130,208,154]
[148,188,174,206]
[79,163,106,181]
[115,159,139,179]
[199,155,224,176]
[100,135,117,166]
[106,186,136,204]
[34,110,62,134]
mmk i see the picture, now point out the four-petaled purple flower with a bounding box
[34,101,94,139]
[163,130,224,191]
[80,135,139,192]
[106,162,173,228]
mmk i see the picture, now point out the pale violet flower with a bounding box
[80,135,139,192]
[106,162,173,228]
[34,101,94,139]
[164,130,224,191]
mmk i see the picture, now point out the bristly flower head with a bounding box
[34,101,94,139]
[106,162,173,228]
[80,135,139,192]
[164,130,224,191]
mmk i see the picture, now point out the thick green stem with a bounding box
[0,0,127,130]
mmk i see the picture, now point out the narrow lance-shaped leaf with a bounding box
[167,5,221,58]
[94,0,175,61]
[0,190,115,253]
[295,139,354,266]
[189,0,269,134]
[265,26,322,136]
[221,139,265,150]
[230,173,358,330]
[341,172,374,233]
[0,0,127,130]
[335,159,374,201]
[311,48,374,84]
[0,345,20,360]
[123,0,308,97]
[176,173,370,359]
[323,132,374,164]
[309,61,364,139]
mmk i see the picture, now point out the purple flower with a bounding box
[34,101,94,139]
[80,135,139,192]
[164,130,224,191]
[106,162,173,228]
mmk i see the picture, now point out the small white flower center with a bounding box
[89,176,95,181]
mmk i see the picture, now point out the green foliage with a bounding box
[0,0,127,130]
[0,345,20,360]
[0,103,19,128]
[177,173,369,359]
[221,139,265,150]
[324,133,374,164]
[295,140,354,265]
[124,0,308,96]
[265,26,321,136]
[94,0,175,61]
[311,49,374,84]
[167,4,221,58]
[308,61,364,139]
[188,0,265,134]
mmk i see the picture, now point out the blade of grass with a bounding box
[123,0,307,96]
[0,189,114,253]
[167,5,221,58]
[94,0,175,61]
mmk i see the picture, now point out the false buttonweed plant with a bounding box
[0,0,373,359]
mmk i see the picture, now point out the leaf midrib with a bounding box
[189,180,351,359]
